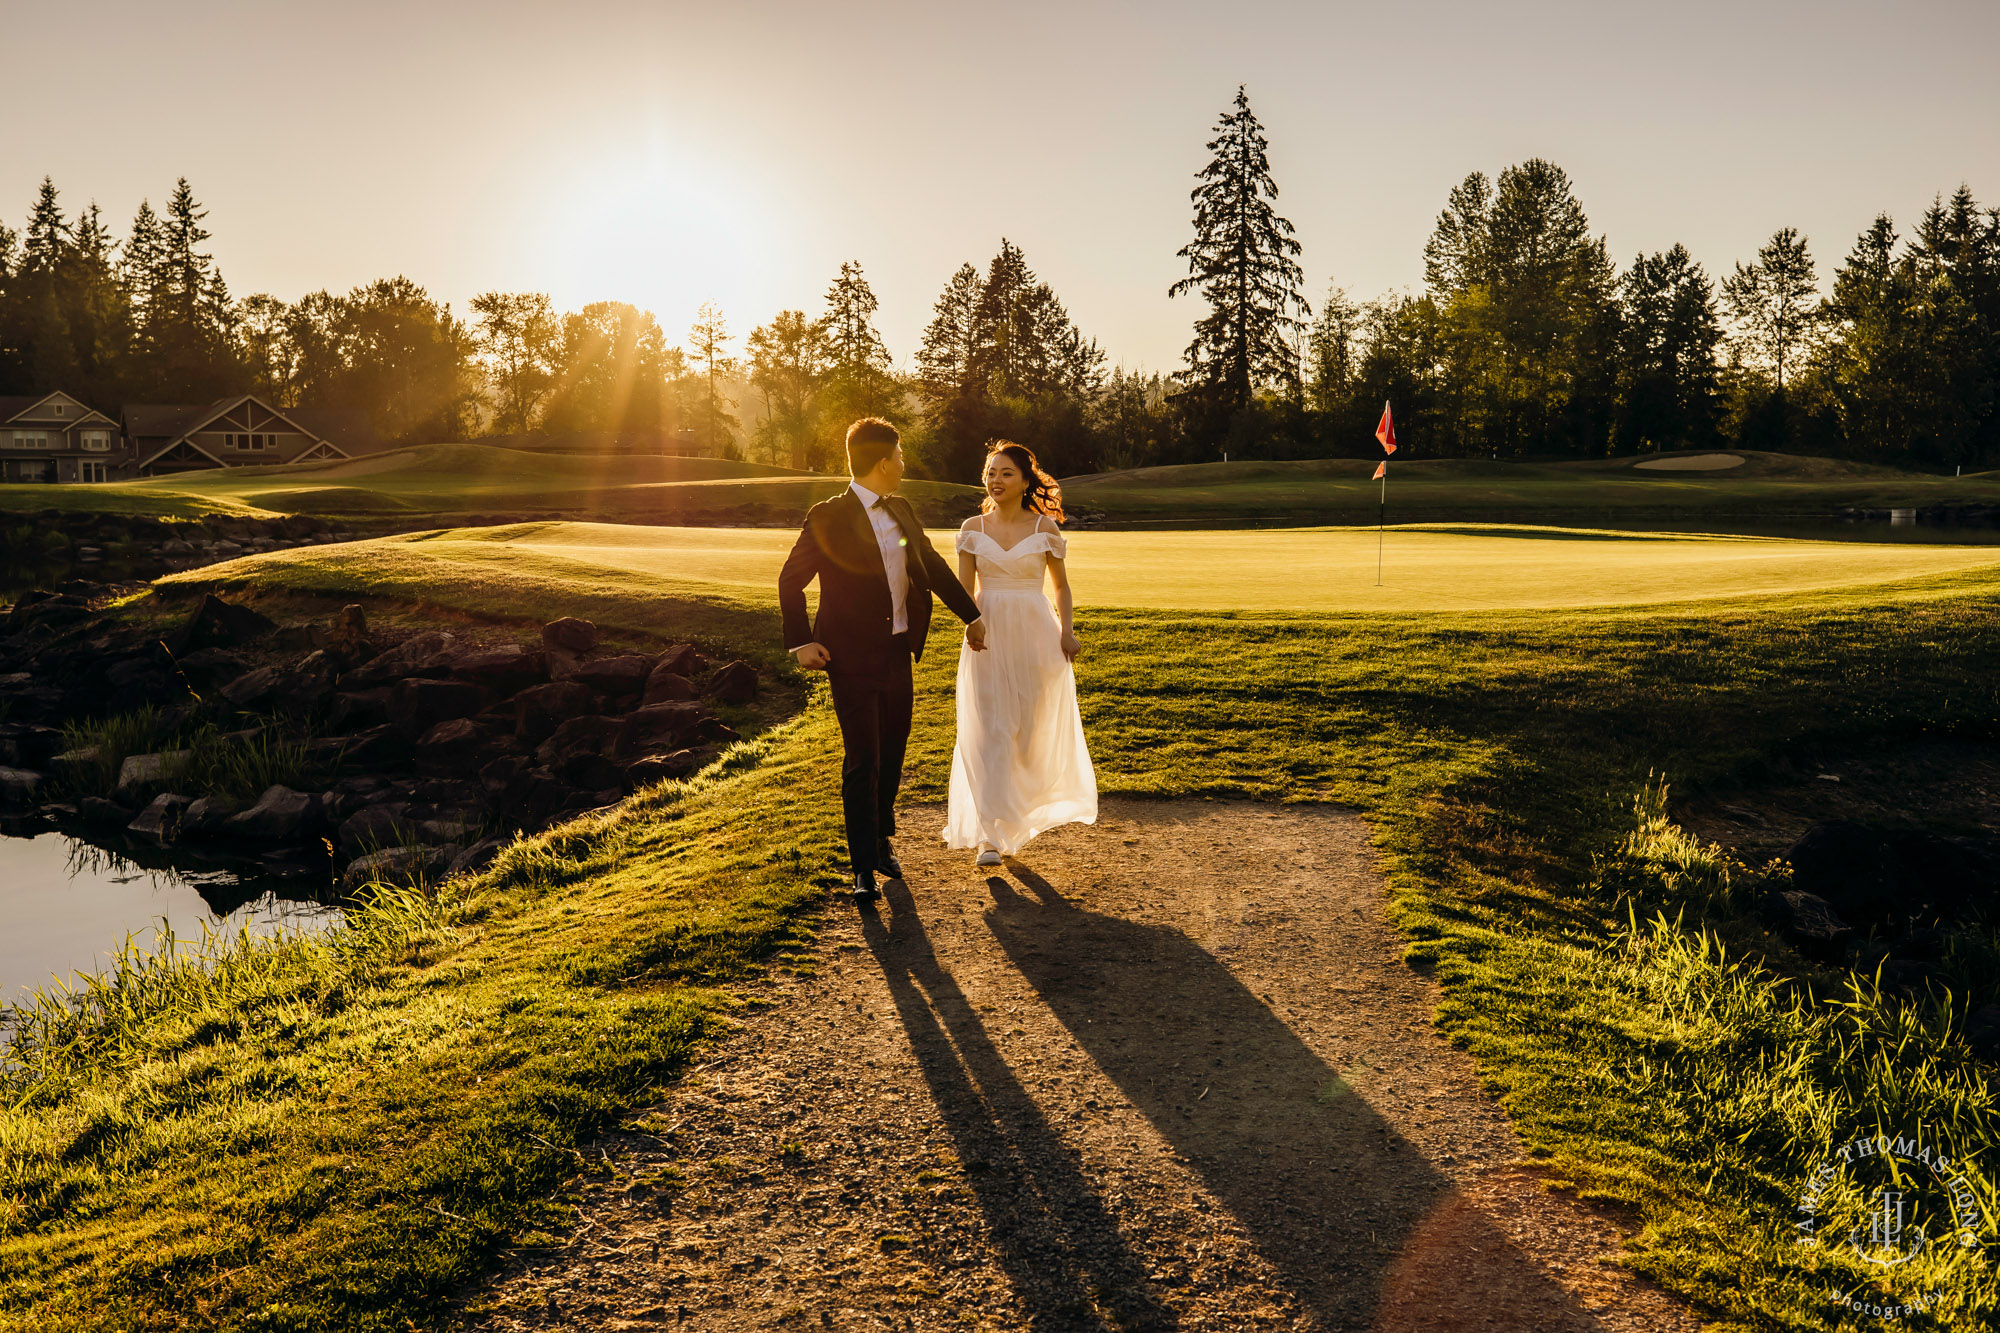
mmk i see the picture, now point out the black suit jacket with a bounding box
[779,488,981,674]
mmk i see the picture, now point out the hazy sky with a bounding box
[8,1,1997,373]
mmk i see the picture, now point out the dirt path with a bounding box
[463,800,1704,1332]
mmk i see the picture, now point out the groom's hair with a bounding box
[845,417,900,476]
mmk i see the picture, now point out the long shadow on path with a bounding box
[865,852,1613,1330]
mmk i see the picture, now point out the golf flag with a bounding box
[1373,460,1387,480]
[1376,401,1397,454]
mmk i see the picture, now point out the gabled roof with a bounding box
[126,394,345,470]
[0,391,114,426]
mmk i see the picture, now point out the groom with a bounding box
[779,417,986,904]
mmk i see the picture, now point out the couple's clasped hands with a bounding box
[793,619,991,671]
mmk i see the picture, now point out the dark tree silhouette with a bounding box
[1169,86,1310,422]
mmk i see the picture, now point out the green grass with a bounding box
[0,442,982,525]
[9,521,2000,1329]
[1062,450,2000,523]
[165,519,2000,615]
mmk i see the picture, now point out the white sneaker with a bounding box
[975,848,1003,868]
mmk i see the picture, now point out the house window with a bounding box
[82,431,112,452]
[226,432,273,451]
[80,461,107,483]
[52,404,66,416]
[12,431,50,448]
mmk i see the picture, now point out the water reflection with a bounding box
[0,830,342,1009]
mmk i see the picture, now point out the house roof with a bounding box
[0,396,45,422]
[124,401,230,442]
[286,406,386,456]
[1,391,114,425]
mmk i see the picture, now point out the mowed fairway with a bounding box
[239,519,2000,614]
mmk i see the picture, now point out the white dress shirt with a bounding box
[849,480,910,635]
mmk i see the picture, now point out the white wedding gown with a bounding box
[944,517,1098,855]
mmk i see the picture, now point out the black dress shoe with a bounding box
[850,872,881,904]
[876,846,904,879]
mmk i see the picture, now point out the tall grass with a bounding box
[54,708,326,803]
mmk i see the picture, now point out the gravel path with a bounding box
[462,799,1703,1331]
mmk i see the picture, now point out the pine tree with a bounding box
[1617,244,1722,452]
[819,260,898,426]
[145,178,242,398]
[688,300,740,459]
[1168,87,1310,419]
[1305,283,1362,418]
[62,203,128,405]
[13,178,78,389]
[1723,227,1819,390]
[915,263,982,404]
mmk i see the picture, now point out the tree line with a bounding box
[2,97,1995,474]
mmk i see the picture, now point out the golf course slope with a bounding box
[198,519,2000,615]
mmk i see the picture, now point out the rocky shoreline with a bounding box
[0,585,762,893]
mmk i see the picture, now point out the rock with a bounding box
[513,680,595,744]
[78,795,132,824]
[1762,889,1853,963]
[415,717,491,771]
[158,537,196,556]
[128,792,194,841]
[327,688,394,733]
[1785,820,2000,924]
[421,817,485,843]
[182,794,247,835]
[388,678,487,731]
[48,746,102,777]
[615,702,705,759]
[0,766,44,803]
[542,617,599,654]
[220,665,287,708]
[479,754,531,799]
[654,644,701,678]
[625,750,700,787]
[171,646,248,687]
[0,672,29,691]
[572,655,655,694]
[536,715,623,768]
[696,718,739,746]
[340,630,459,688]
[221,784,323,840]
[338,801,421,854]
[341,844,449,891]
[496,765,580,828]
[642,667,696,706]
[165,593,276,655]
[0,724,63,767]
[451,643,545,690]
[704,660,759,704]
[448,837,506,877]
[557,751,630,792]
[114,750,193,799]
[337,723,414,767]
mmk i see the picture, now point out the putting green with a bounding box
[289,521,2000,614]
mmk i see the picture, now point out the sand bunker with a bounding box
[1633,454,1745,471]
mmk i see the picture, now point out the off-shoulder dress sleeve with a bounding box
[955,528,977,553]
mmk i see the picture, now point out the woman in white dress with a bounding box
[944,441,1098,867]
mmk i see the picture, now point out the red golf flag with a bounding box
[1376,401,1397,454]
[1373,460,1387,480]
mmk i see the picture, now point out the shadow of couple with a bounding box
[856,857,1614,1332]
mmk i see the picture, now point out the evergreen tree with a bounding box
[819,260,899,427]
[1617,244,1722,452]
[13,178,79,391]
[1168,86,1310,425]
[1305,283,1362,418]
[915,263,982,404]
[1421,159,1618,456]
[1723,227,1819,390]
[62,203,129,406]
[687,300,740,459]
[0,218,19,393]
[139,178,242,399]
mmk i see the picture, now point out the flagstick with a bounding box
[1376,472,1384,586]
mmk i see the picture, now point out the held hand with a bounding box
[793,642,832,670]
[1059,630,1081,661]
[965,618,988,652]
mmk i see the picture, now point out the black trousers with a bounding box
[828,646,914,879]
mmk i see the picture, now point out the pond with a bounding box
[0,824,342,1014]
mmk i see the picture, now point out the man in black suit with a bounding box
[779,417,986,904]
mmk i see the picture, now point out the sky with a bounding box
[7,0,1998,374]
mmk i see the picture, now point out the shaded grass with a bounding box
[10,524,2000,1329]
[55,708,326,804]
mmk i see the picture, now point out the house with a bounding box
[123,395,381,476]
[0,391,127,482]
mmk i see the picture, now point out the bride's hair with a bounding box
[981,440,1064,522]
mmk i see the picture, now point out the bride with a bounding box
[944,440,1097,866]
